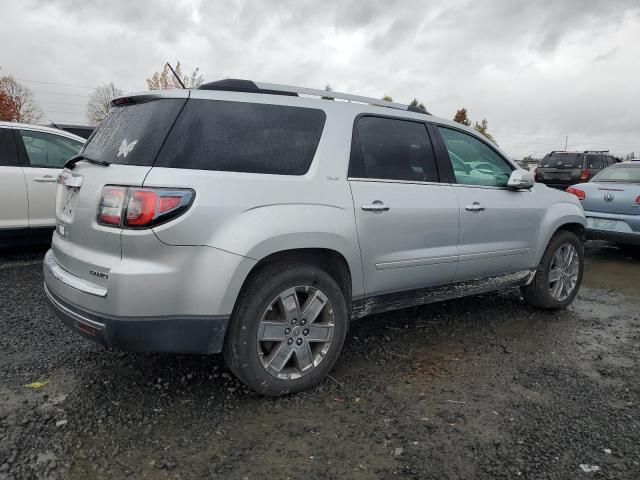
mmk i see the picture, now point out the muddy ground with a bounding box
[1,242,639,479]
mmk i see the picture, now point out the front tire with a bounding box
[521,230,584,310]
[223,262,348,396]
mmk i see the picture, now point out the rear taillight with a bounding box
[97,186,194,228]
[579,169,589,181]
[566,187,586,201]
[636,195,640,205]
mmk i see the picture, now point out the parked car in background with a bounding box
[44,80,586,396]
[48,123,95,140]
[567,162,640,246]
[0,122,84,245]
[535,150,619,189]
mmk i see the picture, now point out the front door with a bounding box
[15,129,84,227]
[435,126,542,281]
[348,115,459,296]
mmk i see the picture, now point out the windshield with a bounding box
[539,153,583,169]
[592,165,640,183]
[82,98,186,166]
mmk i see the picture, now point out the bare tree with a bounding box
[0,75,42,123]
[146,62,203,90]
[86,81,123,125]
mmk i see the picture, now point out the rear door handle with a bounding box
[362,200,390,212]
[465,202,485,212]
[34,175,57,183]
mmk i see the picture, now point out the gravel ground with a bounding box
[1,242,639,479]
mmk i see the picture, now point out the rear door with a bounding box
[0,127,28,230]
[15,129,83,227]
[434,125,542,281]
[348,115,459,296]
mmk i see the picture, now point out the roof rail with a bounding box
[583,150,609,153]
[198,79,430,115]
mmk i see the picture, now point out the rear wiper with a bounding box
[65,153,110,170]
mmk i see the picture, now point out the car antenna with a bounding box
[166,62,186,89]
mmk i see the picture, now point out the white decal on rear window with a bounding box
[117,139,138,158]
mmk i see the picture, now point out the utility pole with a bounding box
[564,135,568,150]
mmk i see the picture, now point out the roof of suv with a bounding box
[0,121,86,143]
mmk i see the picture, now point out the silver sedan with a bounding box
[567,162,640,246]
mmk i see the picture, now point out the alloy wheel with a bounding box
[257,286,335,380]
[548,243,580,301]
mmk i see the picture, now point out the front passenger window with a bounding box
[438,127,513,187]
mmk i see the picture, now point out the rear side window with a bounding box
[83,98,187,166]
[350,116,438,182]
[539,153,583,169]
[19,130,83,168]
[0,128,19,167]
[156,100,326,175]
[587,155,603,169]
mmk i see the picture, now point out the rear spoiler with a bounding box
[110,89,190,107]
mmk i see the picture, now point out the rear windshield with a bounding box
[592,165,640,183]
[155,99,326,175]
[82,98,186,166]
[539,153,583,169]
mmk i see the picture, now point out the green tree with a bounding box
[410,98,426,110]
[473,118,497,144]
[381,94,393,101]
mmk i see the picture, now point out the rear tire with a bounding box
[223,262,348,396]
[521,230,584,310]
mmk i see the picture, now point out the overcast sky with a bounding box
[2,0,639,158]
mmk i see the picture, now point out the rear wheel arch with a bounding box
[235,248,352,311]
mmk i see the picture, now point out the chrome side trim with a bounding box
[458,248,530,261]
[44,250,107,297]
[376,255,458,270]
[44,283,105,330]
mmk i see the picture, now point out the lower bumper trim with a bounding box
[587,229,640,246]
[44,283,230,354]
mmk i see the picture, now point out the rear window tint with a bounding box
[0,128,19,167]
[82,98,186,166]
[586,155,603,169]
[539,153,583,169]
[155,100,326,175]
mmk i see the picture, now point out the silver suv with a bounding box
[44,80,586,396]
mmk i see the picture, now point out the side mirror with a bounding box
[507,170,534,189]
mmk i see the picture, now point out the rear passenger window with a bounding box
[156,100,326,175]
[587,155,603,169]
[351,116,438,182]
[19,130,83,168]
[0,128,19,167]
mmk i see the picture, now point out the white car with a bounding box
[0,121,84,245]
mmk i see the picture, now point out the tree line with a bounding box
[1,63,496,144]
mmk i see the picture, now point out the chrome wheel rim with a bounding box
[257,285,335,380]
[549,243,580,301]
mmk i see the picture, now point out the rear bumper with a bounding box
[42,246,249,354]
[585,210,640,245]
[45,282,230,353]
[586,230,640,245]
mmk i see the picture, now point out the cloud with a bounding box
[1,0,639,156]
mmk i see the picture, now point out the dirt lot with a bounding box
[1,242,639,479]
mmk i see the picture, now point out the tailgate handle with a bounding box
[34,175,57,183]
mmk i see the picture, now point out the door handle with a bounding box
[362,200,390,212]
[465,202,485,212]
[34,175,57,183]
